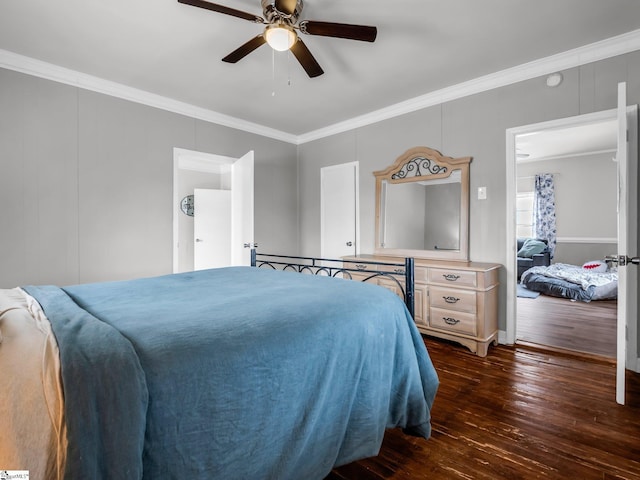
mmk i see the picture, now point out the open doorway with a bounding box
[506,111,623,359]
[172,148,254,273]
[514,119,618,357]
[507,89,638,405]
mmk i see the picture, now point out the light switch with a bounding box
[477,186,487,200]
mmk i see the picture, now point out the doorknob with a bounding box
[605,255,640,266]
[346,241,353,246]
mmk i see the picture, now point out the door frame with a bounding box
[172,147,238,273]
[320,161,360,258]
[505,108,638,371]
[230,150,255,266]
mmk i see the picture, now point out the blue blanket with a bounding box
[25,267,438,480]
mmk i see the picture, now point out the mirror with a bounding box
[374,146,471,261]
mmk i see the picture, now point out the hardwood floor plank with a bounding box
[329,337,640,479]
[517,294,616,357]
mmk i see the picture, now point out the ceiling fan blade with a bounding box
[290,38,324,78]
[178,0,263,23]
[222,35,267,63]
[274,0,297,16]
[300,21,377,42]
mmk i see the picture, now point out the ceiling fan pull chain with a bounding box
[272,48,276,97]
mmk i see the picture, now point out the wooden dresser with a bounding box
[344,255,500,357]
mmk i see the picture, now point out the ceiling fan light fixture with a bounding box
[265,24,297,51]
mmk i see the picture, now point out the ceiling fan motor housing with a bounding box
[261,0,303,24]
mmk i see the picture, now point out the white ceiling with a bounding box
[1,0,640,138]
[517,120,618,162]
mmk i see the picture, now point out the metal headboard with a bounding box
[250,250,415,319]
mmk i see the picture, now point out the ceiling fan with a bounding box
[177,0,377,78]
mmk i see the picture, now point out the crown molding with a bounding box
[2,28,640,146]
[0,49,297,145]
[297,28,640,144]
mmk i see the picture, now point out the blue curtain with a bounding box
[533,173,557,257]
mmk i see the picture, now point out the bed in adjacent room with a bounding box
[520,262,618,302]
[0,265,438,480]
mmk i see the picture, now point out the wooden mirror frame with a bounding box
[374,146,472,261]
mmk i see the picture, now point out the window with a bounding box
[516,192,534,238]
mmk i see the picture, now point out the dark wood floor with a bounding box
[328,337,640,480]
[517,294,617,358]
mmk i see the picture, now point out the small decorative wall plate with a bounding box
[180,194,194,216]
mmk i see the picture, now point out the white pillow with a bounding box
[582,260,607,273]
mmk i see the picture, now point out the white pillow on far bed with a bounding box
[582,260,607,273]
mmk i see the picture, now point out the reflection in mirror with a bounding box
[382,172,461,250]
[374,146,471,261]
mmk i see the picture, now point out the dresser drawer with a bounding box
[376,276,405,296]
[429,307,477,336]
[428,268,477,288]
[429,286,476,314]
[347,271,406,298]
[346,270,371,282]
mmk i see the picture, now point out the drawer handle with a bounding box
[443,296,460,304]
[355,264,368,271]
[443,317,460,325]
[442,274,460,282]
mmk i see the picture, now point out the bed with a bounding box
[0,265,438,479]
[520,263,618,302]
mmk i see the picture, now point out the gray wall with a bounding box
[297,51,640,334]
[1,50,639,340]
[517,152,618,265]
[0,68,299,287]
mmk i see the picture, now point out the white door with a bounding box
[231,151,255,266]
[321,162,359,259]
[614,82,639,405]
[194,189,232,270]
